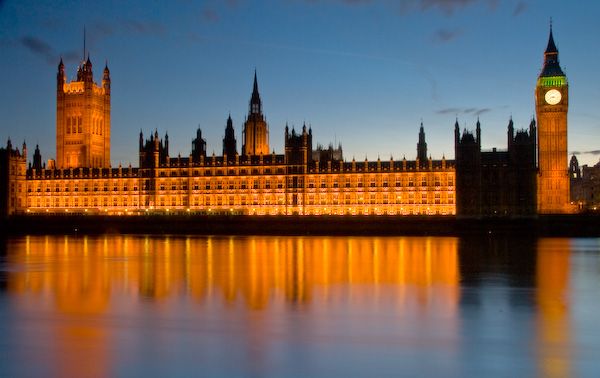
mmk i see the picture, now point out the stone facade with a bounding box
[454,119,537,217]
[56,57,111,169]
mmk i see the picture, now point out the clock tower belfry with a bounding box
[535,25,572,213]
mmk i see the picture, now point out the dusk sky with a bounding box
[1,0,599,166]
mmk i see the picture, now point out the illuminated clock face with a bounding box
[545,89,562,105]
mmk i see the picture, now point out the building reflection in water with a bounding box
[3,235,459,375]
[0,235,580,376]
[5,235,460,309]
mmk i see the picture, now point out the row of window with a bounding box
[28,192,454,208]
[30,184,138,193]
[307,177,454,188]
[29,197,139,208]
[27,173,454,191]
[163,168,287,177]
[27,176,454,192]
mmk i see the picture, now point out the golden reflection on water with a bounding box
[1,235,579,376]
[5,236,461,376]
[9,235,460,311]
[536,239,572,378]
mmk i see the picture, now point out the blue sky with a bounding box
[1,0,599,166]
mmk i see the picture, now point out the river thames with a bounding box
[0,235,599,377]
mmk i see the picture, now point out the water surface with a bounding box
[0,235,599,377]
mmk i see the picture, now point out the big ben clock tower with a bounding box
[536,25,572,213]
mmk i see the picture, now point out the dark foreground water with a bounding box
[0,236,599,377]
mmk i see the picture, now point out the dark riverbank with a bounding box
[2,214,600,237]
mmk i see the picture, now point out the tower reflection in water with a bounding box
[0,235,576,376]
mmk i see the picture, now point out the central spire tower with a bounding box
[242,71,269,155]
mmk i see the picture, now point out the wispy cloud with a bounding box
[302,0,498,15]
[22,18,165,65]
[571,150,600,156]
[436,107,491,115]
[513,1,527,16]
[21,36,55,64]
[398,0,500,15]
[432,27,463,43]
[21,35,79,65]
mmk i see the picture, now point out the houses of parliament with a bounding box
[0,28,576,218]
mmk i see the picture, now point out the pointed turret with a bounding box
[529,117,536,135]
[164,132,169,155]
[507,117,514,149]
[540,24,564,77]
[33,144,42,170]
[193,126,207,161]
[57,58,65,90]
[250,70,262,115]
[454,118,460,147]
[103,61,111,94]
[222,114,237,159]
[545,24,558,55]
[79,55,93,83]
[417,122,427,163]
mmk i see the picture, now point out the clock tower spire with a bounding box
[535,23,572,213]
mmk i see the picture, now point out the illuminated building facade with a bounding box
[0,71,455,217]
[56,56,111,169]
[535,26,572,213]
[0,30,578,218]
